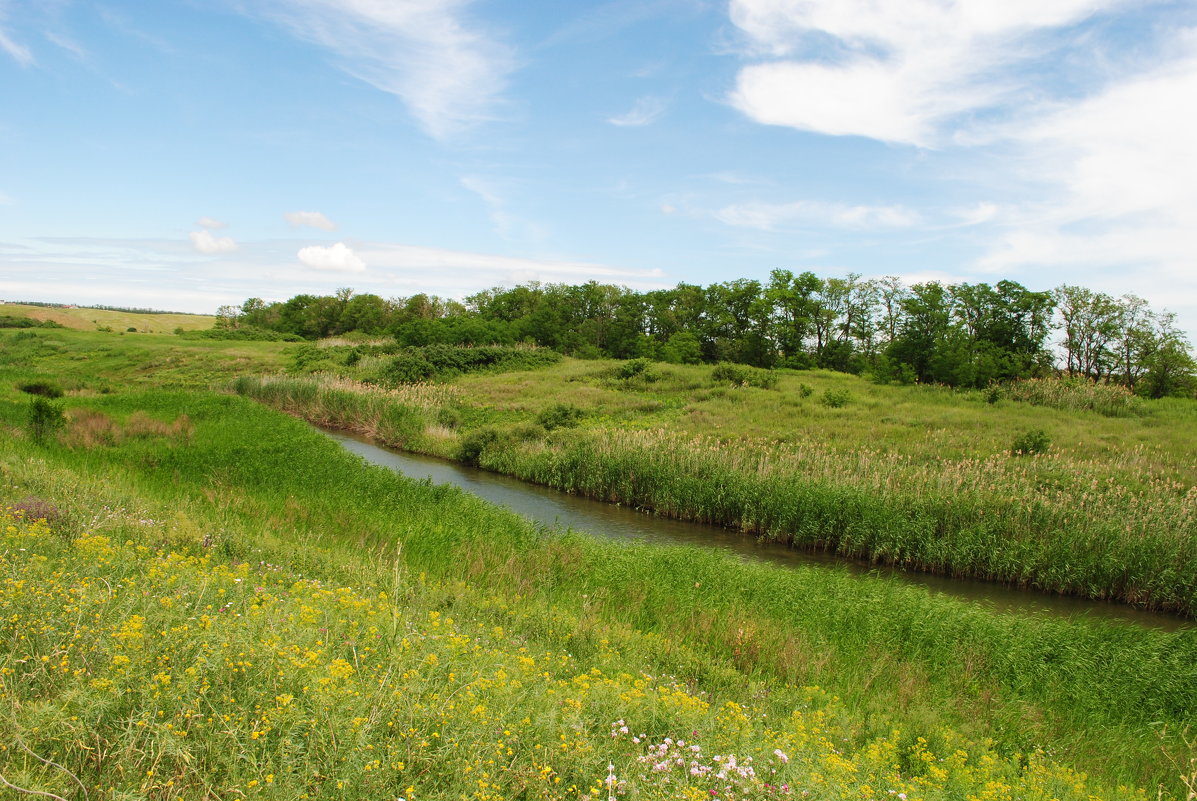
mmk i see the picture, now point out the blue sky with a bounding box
[2,0,1196,339]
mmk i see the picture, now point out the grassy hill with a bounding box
[2,328,1195,798]
[0,301,215,332]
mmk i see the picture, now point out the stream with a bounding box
[324,428,1190,631]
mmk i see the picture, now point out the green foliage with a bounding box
[820,388,852,408]
[381,345,561,385]
[457,425,501,465]
[660,331,703,364]
[179,326,302,342]
[1011,428,1051,456]
[797,383,814,398]
[711,362,778,389]
[616,357,652,379]
[0,314,64,329]
[536,402,585,431]
[26,396,65,443]
[17,380,63,398]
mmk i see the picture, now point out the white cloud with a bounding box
[974,41,1197,327]
[608,96,669,127]
[189,230,238,254]
[297,241,365,272]
[0,189,13,206]
[727,0,1129,146]
[196,216,227,229]
[715,200,921,230]
[257,0,515,139]
[284,210,337,230]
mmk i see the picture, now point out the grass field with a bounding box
[0,302,215,332]
[3,329,1197,798]
[232,352,1197,614]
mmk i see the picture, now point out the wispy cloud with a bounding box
[715,200,921,230]
[460,175,548,242]
[607,95,669,127]
[45,31,86,60]
[255,0,515,139]
[726,0,1133,146]
[196,216,227,229]
[190,230,238,254]
[358,242,666,291]
[0,1,32,66]
[284,210,337,231]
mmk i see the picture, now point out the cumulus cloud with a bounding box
[195,216,227,229]
[297,241,365,272]
[975,41,1197,320]
[284,210,337,230]
[608,96,669,127]
[726,0,1130,146]
[715,200,921,230]
[255,0,515,139]
[189,230,238,254]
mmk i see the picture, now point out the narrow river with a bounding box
[324,428,1190,631]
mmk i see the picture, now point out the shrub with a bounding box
[797,383,814,398]
[616,358,652,380]
[381,345,561,385]
[1011,429,1051,456]
[17,380,64,398]
[27,396,65,443]
[711,363,778,389]
[820,388,852,408]
[537,402,585,431]
[458,426,501,465]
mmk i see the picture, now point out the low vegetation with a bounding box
[2,317,1196,798]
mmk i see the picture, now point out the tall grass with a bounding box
[1004,377,1145,417]
[6,389,1191,794]
[234,374,1197,614]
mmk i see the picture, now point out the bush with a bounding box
[711,363,778,389]
[1011,429,1051,456]
[17,380,64,398]
[797,383,814,398]
[381,345,561,385]
[537,402,585,431]
[27,396,65,444]
[820,388,852,408]
[616,358,652,380]
[457,427,501,466]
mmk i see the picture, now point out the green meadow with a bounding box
[2,325,1196,800]
[233,346,1197,614]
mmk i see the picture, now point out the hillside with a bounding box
[0,302,215,332]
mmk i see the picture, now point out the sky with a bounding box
[1,0,1196,340]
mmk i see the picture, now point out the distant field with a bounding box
[0,302,214,332]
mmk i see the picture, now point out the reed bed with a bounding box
[486,427,1197,613]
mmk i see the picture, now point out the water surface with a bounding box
[325,428,1190,631]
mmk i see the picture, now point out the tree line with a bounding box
[218,272,1197,397]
